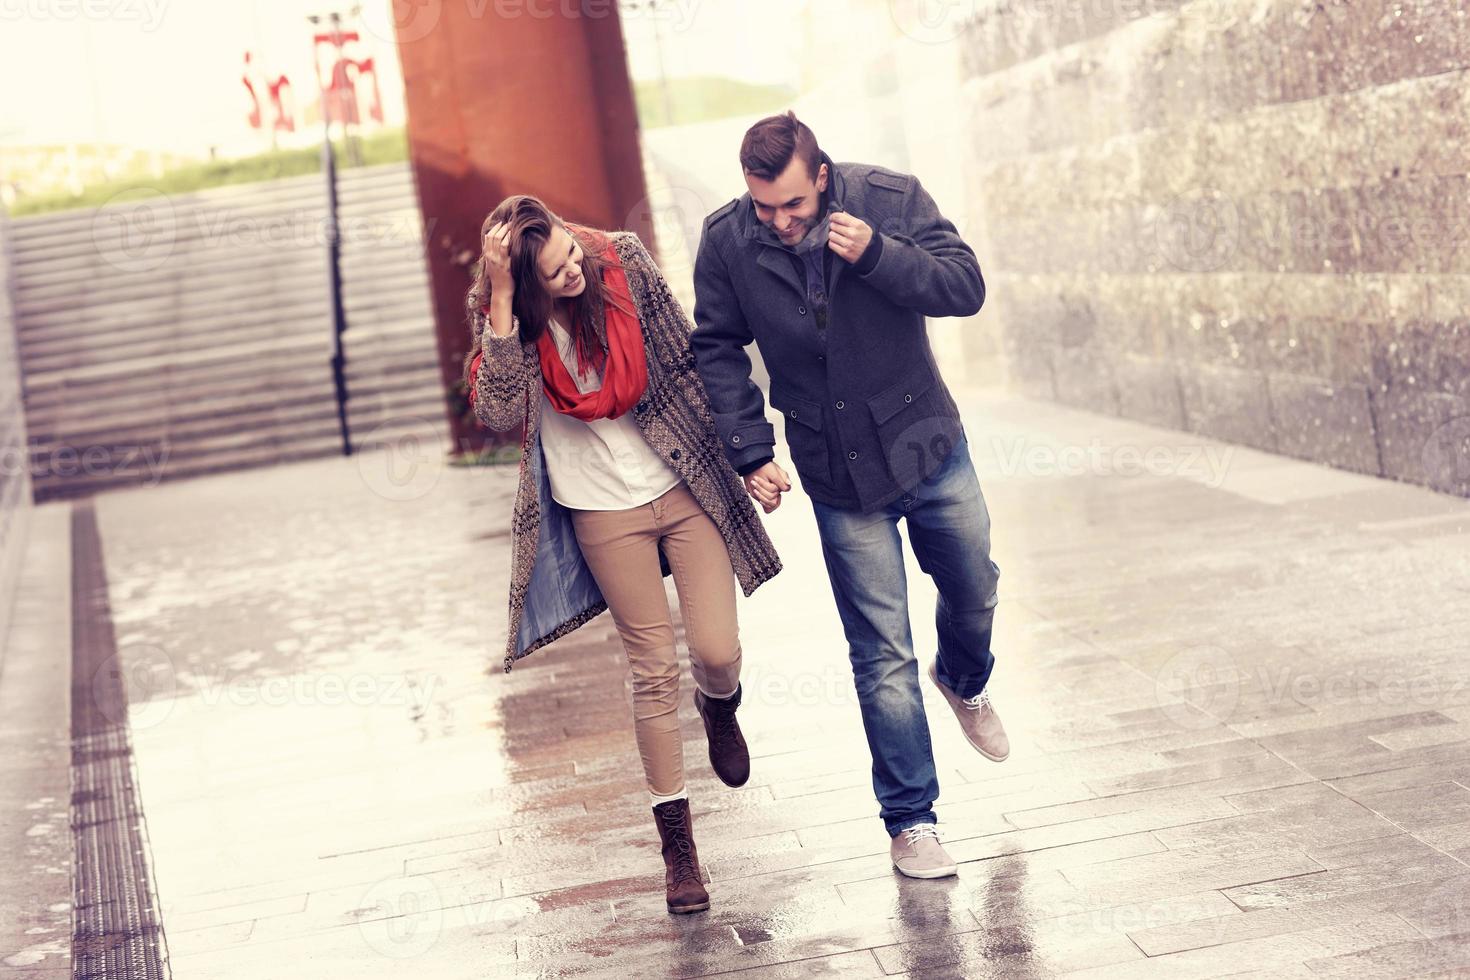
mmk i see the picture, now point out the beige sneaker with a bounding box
[928,660,1010,762]
[890,823,958,879]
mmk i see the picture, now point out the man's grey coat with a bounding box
[690,153,985,514]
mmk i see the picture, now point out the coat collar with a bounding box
[743,151,853,297]
[741,151,847,245]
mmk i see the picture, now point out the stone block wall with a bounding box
[959,0,1470,495]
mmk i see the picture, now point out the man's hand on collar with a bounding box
[828,211,875,265]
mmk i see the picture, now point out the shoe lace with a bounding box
[902,823,941,847]
[714,709,740,741]
[705,691,741,740]
[962,688,992,712]
[657,807,702,884]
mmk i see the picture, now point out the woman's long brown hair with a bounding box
[461,195,632,394]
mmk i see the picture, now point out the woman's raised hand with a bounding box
[483,221,514,291]
[480,221,520,340]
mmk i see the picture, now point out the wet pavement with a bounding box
[69,390,1470,976]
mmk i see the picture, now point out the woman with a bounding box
[463,195,782,915]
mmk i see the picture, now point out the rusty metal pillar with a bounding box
[392,2,653,453]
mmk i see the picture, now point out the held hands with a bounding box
[744,461,792,514]
[827,211,874,263]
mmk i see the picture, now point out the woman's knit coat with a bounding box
[472,230,783,672]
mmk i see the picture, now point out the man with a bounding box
[690,111,1008,879]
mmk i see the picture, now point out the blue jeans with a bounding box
[810,432,1000,837]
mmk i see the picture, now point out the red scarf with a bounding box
[536,234,647,422]
[464,233,647,423]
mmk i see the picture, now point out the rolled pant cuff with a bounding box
[693,679,739,700]
[885,813,939,838]
[936,658,994,701]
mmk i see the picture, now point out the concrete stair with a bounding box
[10,163,450,501]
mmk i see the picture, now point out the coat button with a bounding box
[636,400,647,413]
[789,409,798,419]
[671,448,682,460]
[835,400,845,410]
[798,306,807,315]
[732,435,741,445]
[848,451,859,460]
[904,394,912,403]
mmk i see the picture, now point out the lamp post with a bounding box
[620,0,676,126]
[307,9,353,455]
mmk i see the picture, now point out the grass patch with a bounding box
[635,76,796,129]
[10,127,410,217]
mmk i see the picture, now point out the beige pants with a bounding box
[568,481,742,797]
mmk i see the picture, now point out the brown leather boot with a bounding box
[694,683,750,787]
[651,798,710,914]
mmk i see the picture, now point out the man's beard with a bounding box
[789,208,835,255]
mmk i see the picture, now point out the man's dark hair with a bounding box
[739,110,822,182]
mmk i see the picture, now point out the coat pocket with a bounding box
[768,384,833,485]
[869,367,935,426]
[866,365,960,488]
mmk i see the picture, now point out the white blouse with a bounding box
[537,314,682,511]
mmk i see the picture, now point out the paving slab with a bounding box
[54,389,1470,977]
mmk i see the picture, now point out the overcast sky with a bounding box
[0,0,805,156]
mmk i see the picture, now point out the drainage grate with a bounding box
[71,502,170,980]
